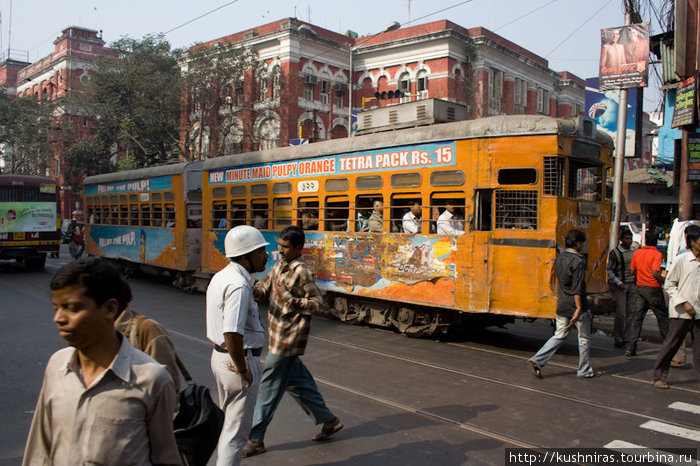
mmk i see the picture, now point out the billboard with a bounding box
[585,77,641,157]
[599,23,650,90]
[0,202,57,233]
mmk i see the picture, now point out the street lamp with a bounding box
[348,21,400,136]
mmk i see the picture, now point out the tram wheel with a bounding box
[393,307,416,334]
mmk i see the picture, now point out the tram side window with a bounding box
[251,201,269,230]
[495,190,538,229]
[110,205,119,225]
[391,195,422,234]
[355,195,382,232]
[324,196,349,231]
[120,205,129,225]
[543,157,565,196]
[474,190,493,231]
[568,160,602,201]
[213,201,227,229]
[129,205,138,226]
[230,200,246,227]
[165,204,176,227]
[274,198,293,229]
[141,204,151,227]
[430,194,466,235]
[298,197,319,231]
[92,206,102,224]
[152,204,163,227]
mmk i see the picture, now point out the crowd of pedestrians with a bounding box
[529,224,700,391]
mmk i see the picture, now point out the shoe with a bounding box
[241,441,266,458]
[528,360,543,379]
[624,350,636,357]
[653,380,669,389]
[579,371,603,378]
[312,417,343,441]
[671,361,685,368]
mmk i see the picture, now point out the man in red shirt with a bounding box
[626,231,669,357]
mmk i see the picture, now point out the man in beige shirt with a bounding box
[23,257,181,466]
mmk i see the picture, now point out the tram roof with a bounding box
[205,115,614,171]
[84,160,204,185]
[0,174,58,186]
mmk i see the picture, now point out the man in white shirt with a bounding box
[402,201,422,234]
[654,225,700,389]
[207,226,269,465]
[436,201,464,237]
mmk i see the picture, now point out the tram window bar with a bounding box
[230,200,247,227]
[213,201,227,229]
[152,204,163,227]
[543,157,564,196]
[390,196,422,233]
[429,195,466,234]
[274,198,293,228]
[355,194,383,232]
[120,205,129,225]
[165,204,176,227]
[430,170,465,187]
[494,190,537,229]
[250,202,269,230]
[568,161,602,201]
[324,196,349,231]
[298,197,319,231]
[130,205,138,226]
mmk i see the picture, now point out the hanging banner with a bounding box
[688,137,700,181]
[599,23,650,90]
[671,76,696,128]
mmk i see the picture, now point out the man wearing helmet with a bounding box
[206,225,269,466]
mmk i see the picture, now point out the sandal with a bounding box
[528,360,542,379]
[312,418,343,441]
[241,441,266,458]
[653,380,669,389]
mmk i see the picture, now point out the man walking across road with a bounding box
[206,226,268,466]
[24,257,181,466]
[626,231,669,357]
[607,228,637,348]
[653,225,700,389]
[243,226,342,458]
[528,229,598,379]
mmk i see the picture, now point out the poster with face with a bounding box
[599,23,650,90]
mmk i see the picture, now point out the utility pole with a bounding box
[609,5,632,251]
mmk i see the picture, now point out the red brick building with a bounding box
[7,27,116,219]
[185,18,586,156]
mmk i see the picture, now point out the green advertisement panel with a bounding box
[0,202,57,233]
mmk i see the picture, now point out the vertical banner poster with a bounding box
[688,137,700,181]
[671,77,696,128]
[585,78,640,157]
[599,23,650,90]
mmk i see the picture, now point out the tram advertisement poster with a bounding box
[599,23,649,90]
[671,77,696,128]
[687,137,700,181]
[208,141,457,184]
[0,202,57,233]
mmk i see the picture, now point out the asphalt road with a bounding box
[1,251,699,466]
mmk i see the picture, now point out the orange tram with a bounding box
[84,115,613,335]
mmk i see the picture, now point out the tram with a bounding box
[0,175,60,268]
[85,115,613,335]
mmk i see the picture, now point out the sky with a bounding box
[0,0,667,111]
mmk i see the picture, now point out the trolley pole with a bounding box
[608,7,632,252]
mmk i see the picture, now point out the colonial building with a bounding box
[9,27,115,218]
[185,17,587,157]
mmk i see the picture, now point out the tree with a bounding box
[181,43,268,158]
[0,89,55,175]
[81,35,183,170]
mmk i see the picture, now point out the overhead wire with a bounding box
[494,0,560,32]
[163,0,242,36]
[544,0,614,58]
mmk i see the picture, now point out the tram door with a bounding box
[462,189,494,313]
[186,203,202,270]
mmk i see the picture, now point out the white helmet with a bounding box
[224,225,269,258]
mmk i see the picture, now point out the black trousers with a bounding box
[653,318,700,383]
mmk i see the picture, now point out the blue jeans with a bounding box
[248,353,335,444]
[530,311,594,377]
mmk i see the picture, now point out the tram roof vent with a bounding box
[355,98,467,135]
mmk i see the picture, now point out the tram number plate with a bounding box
[14,233,25,240]
[297,180,319,193]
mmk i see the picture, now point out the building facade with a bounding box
[184,18,587,157]
[9,27,115,218]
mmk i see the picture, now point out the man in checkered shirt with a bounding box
[242,226,342,458]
